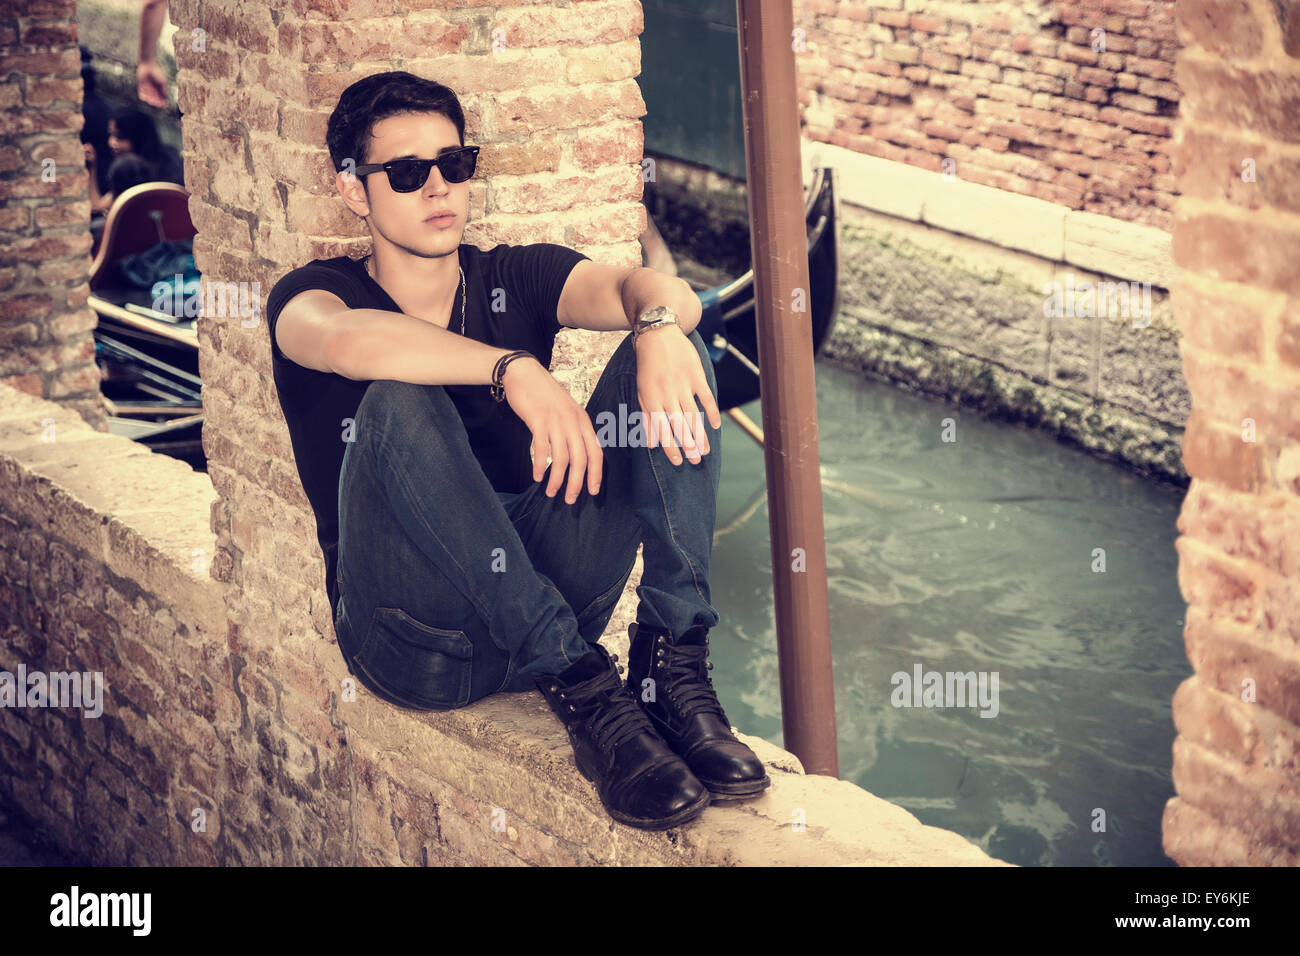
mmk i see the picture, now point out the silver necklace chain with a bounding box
[366,255,465,336]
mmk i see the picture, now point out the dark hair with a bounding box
[325,71,466,176]
[79,45,96,95]
[109,107,164,165]
[107,153,154,196]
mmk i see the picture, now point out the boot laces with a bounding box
[660,643,728,723]
[561,663,654,754]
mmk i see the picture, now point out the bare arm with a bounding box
[559,263,716,467]
[139,0,167,62]
[558,261,702,334]
[620,267,702,335]
[138,0,170,108]
[277,287,604,505]
[274,290,523,385]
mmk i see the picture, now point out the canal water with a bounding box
[707,358,1190,867]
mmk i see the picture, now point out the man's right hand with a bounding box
[501,357,604,506]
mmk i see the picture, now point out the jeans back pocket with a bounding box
[353,606,474,710]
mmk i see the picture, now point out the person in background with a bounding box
[137,0,170,109]
[87,107,184,214]
[79,46,112,197]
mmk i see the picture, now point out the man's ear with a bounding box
[337,169,371,219]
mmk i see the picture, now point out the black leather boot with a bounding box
[626,622,771,798]
[534,641,710,830]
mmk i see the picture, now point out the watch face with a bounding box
[638,306,674,327]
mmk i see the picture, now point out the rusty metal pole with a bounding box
[734,0,838,777]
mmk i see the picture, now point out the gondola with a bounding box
[93,312,204,468]
[690,164,841,410]
[86,181,203,465]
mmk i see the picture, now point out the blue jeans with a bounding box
[332,328,722,711]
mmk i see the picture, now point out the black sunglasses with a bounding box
[353,146,479,192]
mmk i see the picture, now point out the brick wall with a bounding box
[796,0,1179,229]
[1163,0,1300,865]
[0,0,105,427]
[167,0,657,861]
[0,389,221,865]
[175,0,652,646]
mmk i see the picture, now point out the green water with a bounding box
[707,359,1190,866]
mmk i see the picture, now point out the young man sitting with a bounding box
[265,71,769,832]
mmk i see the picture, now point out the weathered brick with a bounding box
[1059,43,1100,65]
[1176,0,1265,58]
[880,43,919,65]
[1174,210,1300,299]
[1177,58,1300,143]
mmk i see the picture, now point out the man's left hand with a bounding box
[633,328,722,466]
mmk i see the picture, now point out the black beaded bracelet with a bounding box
[490,349,534,402]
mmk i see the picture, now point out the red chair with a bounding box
[88,181,196,293]
[87,181,202,435]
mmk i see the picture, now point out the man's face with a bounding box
[342,111,469,259]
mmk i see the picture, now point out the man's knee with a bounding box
[359,379,447,419]
[354,380,463,450]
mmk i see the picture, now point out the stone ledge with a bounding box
[348,681,1009,865]
[0,382,1006,865]
[0,385,223,629]
[802,139,1178,290]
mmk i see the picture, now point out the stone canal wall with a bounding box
[0,379,1005,865]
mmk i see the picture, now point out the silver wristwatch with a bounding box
[633,305,679,341]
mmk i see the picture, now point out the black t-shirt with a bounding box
[264,242,590,615]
